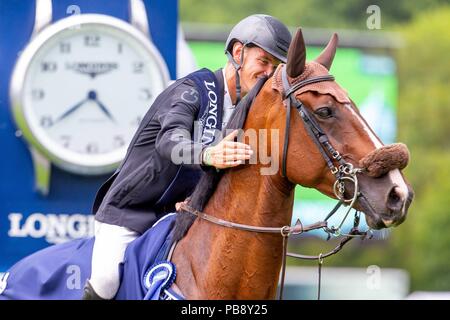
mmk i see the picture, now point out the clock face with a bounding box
[10,15,169,174]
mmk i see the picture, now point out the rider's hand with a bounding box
[175,201,184,212]
[202,130,253,169]
[176,197,191,212]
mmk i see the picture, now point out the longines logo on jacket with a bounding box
[200,79,220,145]
[8,213,94,244]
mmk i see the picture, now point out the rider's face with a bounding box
[233,44,281,96]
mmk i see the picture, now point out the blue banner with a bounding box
[0,0,178,272]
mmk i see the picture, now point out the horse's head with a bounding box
[264,29,414,230]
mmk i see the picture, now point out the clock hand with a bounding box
[52,90,116,126]
[53,96,89,125]
[91,93,116,123]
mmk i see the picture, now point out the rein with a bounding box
[179,189,370,301]
[178,66,373,300]
[178,202,327,235]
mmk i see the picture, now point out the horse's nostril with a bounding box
[386,186,404,212]
[390,189,400,202]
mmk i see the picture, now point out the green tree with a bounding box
[394,7,450,291]
[180,0,449,30]
[324,7,450,291]
[285,6,450,293]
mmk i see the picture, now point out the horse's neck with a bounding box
[186,167,294,299]
[204,86,296,293]
[207,167,294,229]
[174,87,297,298]
[205,86,294,228]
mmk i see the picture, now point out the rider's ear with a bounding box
[232,42,244,64]
[315,33,338,71]
[286,28,306,78]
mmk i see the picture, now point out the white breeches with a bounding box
[89,220,139,299]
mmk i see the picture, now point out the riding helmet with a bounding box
[225,14,292,63]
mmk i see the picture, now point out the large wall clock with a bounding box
[9,0,170,195]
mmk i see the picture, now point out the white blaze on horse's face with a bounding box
[343,103,410,226]
[344,103,383,149]
[388,170,409,213]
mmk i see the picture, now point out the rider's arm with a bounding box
[156,80,252,170]
[155,80,206,169]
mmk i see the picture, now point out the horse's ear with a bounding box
[286,28,306,78]
[315,33,338,70]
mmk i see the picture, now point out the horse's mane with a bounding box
[172,75,269,242]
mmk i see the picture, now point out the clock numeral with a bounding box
[84,35,100,47]
[113,136,126,148]
[40,115,53,128]
[139,88,153,101]
[60,135,71,148]
[41,62,57,72]
[31,89,45,100]
[60,42,71,53]
[86,143,99,154]
[133,62,144,73]
[117,43,123,54]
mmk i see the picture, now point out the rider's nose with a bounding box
[264,66,275,77]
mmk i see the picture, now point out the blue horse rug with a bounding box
[0,213,183,300]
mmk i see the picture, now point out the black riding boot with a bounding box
[82,280,106,300]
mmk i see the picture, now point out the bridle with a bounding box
[277,64,372,299]
[179,65,373,300]
[281,65,358,199]
[280,65,366,236]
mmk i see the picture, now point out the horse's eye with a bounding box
[315,107,333,119]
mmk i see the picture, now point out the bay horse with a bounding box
[170,28,414,299]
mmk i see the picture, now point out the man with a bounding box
[83,14,292,299]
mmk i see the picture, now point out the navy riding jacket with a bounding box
[93,69,224,234]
